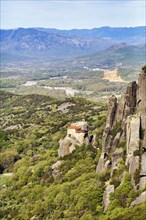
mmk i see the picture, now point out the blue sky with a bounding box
[1,0,146,29]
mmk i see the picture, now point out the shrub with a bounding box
[110,177,121,188]
[142,65,146,73]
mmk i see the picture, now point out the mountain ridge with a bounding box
[1,26,145,61]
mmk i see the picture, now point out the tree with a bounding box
[142,65,146,73]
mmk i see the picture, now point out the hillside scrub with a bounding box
[0,91,145,219]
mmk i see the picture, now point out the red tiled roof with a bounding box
[68,126,82,131]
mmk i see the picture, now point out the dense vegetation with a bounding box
[0,91,145,219]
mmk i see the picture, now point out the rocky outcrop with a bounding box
[126,115,140,155]
[96,96,118,173]
[97,81,138,174]
[101,81,137,155]
[96,67,146,211]
[126,115,140,186]
[130,191,146,206]
[96,153,106,173]
[52,160,63,178]
[102,95,117,152]
[58,137,77,157]
[137,71,146,147]
[111,148,123,172]
[103,184,114,212]
[139,152,146,189]
[137,72,146,127]
[116,81,137,124]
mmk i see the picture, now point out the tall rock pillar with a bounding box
[137,70,146,147]
[137,69,146,189]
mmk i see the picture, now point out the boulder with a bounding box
[58,138,76,157]
[52,160,63,179]
[130,191,146,206]
[52,160,62,170]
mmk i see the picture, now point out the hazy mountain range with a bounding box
[0,26,145,62]
[71,43,146,69]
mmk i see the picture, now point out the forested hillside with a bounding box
[0,91,145,219]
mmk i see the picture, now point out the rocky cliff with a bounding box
[96,67,146,211]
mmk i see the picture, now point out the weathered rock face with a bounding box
[111,148,123,171]
[58,137,76,157]
[130,191,146,206]
[137,72,146,126]
[116,81,137,124]
[96,68,146,211]
[137,71,146,189]
[137,71,146,147]
[101,81,137,155]
[103,184,114,212]
[96,153,106,173]
[126,115,140,155]
[139,152,146,189]
[102,95,117,152]
[97,82,138,174]
[128,156,140,187]
[51,160,63,178]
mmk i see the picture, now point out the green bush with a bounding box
[142,65,146,73]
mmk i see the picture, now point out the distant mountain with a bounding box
[0,26,145,62]
[0,28,113,61]
[37,26,146,44]
[65,43,146,70]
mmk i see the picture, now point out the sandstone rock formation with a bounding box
[139,152,146,189]
[58,137,77,157]
[103,184,114,212]
[126,115,140,155]
[115,81,137,138]
[137,70,146,147]
[96,67,146,211]
[51,160,63,178]
[97,81,138,174]
[137,70,146,189]
[130,191,146,206]
[102,95,117,153]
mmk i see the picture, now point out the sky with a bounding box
[1,0,146,29]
